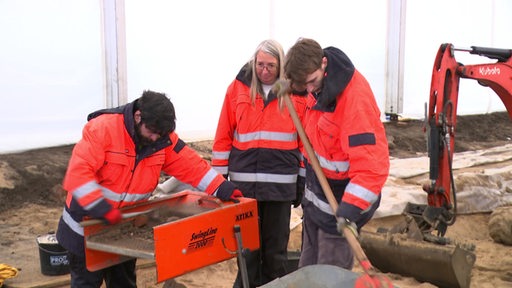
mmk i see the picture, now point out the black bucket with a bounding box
[36,233,70,276]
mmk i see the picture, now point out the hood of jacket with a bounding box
[87,101,137,140]
[314,47,355,112]
[87,100,171,159]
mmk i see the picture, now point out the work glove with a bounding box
[103,208,122,225]
[292,176,305,208]
[336,217,359,238]
[272,79,292,99]
[232,189,243,198]
[215,181,244,201]
[272,79,308,110]
[336,201,364,236]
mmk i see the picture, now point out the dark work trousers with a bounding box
[298,197,378,270]
[233,201,292,288]
[68,251,137,288]
[298,214,354,269]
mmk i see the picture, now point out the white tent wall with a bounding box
[403,0,512,118]
[0,1,104,153]
[124,0,272,142]
[269,0,389,118]
[0,0,510,154]
[124,1,388,141]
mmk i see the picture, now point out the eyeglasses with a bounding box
[256,62,278,72]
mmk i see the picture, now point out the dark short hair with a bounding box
[284,38,324,87]
[138,90,176,135]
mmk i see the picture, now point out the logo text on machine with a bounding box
[187,227,218,252]
[479,66,500,76]
[235,210,254,221]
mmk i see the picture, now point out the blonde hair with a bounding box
[249,39,285,104]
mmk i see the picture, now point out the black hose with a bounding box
[441,100,457,226]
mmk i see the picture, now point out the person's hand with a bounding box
[272,79,292,99]
[335,201,364,237]
[272,79,292,110]
[336,217,359,238]
[272,79,309,110]
[103,208,122,225]
[231,189,243,198]
[215,181,243,201]
[228,189,244,203]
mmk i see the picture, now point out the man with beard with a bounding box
[56,90,242,287]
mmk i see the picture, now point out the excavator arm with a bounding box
[405,43,512,240]
[360,43,512,288]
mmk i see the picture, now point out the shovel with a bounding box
[281,93,393,288]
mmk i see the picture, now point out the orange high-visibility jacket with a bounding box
[212,65,306,201]
[302,47,390,234]
[57,100,226,255]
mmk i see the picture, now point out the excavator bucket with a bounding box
[360,226,476,288]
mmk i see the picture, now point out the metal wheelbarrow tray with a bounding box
[83,190,259,283]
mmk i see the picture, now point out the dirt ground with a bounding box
[1,111,512,288]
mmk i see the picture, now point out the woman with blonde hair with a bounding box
[212,39,307,287]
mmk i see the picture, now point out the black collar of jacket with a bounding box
[87,100,172,157]
[313,47,355,112]
[235,63,276,107]
[236,63,251,87]
[123,101,138,142]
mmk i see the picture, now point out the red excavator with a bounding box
[361,43,512,288]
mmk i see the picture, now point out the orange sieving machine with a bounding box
[82,190,260,283]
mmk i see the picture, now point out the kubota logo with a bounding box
[187,227,218,252]
[479,66,500,76]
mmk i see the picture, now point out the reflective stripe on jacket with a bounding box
[212,66,306,201]
[57,100,226,255]
[302,47,390,235]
